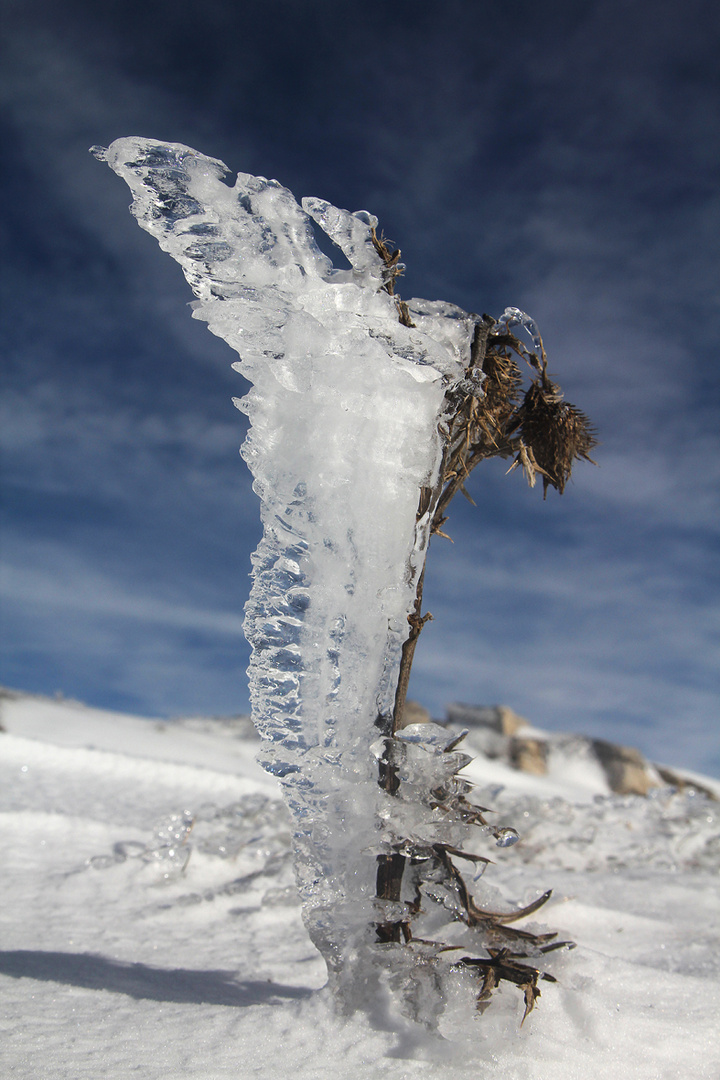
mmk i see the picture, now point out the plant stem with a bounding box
[391,564,429,735]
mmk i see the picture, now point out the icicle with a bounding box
[95,137,476,981]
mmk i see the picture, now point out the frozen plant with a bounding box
[94,139,594,1025]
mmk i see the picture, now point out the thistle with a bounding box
[381,301,596,1019]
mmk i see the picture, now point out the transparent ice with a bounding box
[94,138,480,992]
[491,306,545,355]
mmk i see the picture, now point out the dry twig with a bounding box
[370,229,590,1019]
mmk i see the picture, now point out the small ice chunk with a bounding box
[491,306,544,355]
[395,722,462,752]
[493,826,520,848]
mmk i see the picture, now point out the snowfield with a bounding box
[1,689,719,1079]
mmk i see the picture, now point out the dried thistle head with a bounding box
[512,379,598,496]
[480,343,524,434]
[370,226,403,297]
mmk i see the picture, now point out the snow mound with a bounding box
[1,690,719,1077]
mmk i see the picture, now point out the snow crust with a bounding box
[2,693,719,1078]
[94,138,478,974]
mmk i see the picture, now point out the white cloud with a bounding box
[0,537,247,636]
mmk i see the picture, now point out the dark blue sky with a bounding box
[2,0,719,774]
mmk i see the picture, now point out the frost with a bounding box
[489,786,720,874]
[96,138,479,992]
[82,794,293,896]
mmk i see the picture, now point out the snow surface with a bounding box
[2,691,719,1079]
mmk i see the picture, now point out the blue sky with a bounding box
[1,0,719,774]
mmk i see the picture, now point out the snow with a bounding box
[2,690,719,1078]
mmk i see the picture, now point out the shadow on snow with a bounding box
[0,950,315,1006]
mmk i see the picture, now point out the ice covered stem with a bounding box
[94,138,476,983]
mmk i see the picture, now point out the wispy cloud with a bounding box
[410,541,720,774]
[1,543,251,717]
[1,556,246,636]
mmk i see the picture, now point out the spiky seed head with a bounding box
[516,380,598,496]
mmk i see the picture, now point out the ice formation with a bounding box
[94,138,482,991]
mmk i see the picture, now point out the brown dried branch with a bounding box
[432,318,598,529]
[454,952,556,1022]
[367,226,586,1020]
